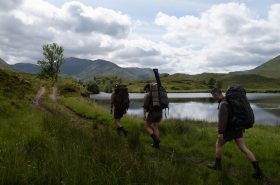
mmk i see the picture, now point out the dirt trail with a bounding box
[33,86,46,111]
[49,86,93,123]
[49,86,58,104]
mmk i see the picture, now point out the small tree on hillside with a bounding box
[215,81,223,89]
[207,78,216,89]
[37,43,64,85]
[87,82,100,94]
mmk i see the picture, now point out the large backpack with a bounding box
[114,85,129,111]
[151,69,169,111]
[225,84,254,130]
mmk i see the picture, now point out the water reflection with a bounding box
[91,93,280,125]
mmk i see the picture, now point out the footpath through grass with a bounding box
[60,96,280,185]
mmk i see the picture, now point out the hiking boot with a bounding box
[252,171,264,180]
[150,133,160,148]
[116,127,128,137]
[207,162,222,170]
[152,140,160,149]
[122,129,128,137]
[251,161,264,180]
[207,158,222,170]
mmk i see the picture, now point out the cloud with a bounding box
[0,1,279,74]
[0,0,132,64]
[155,3,280,72]
[0,0,23,11]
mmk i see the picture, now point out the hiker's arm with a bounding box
[218,102,228,135]
[143,94,149,120]
[143,109,148,120]
[110,94,115,113]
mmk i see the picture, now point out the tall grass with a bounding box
[61,96,280,184]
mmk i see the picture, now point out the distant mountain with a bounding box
[11,55,280,82]
[0,58,13,70]
[12,63,40,73]
[12,57,154,80]
[233,55,280,79]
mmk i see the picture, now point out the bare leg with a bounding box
[216,137,226,159]
[235,138,257,161]
[151,122,160,137]
[207,136,225,170]
[115,119,122,128]
[144,121,154,135]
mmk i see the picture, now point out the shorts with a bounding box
[114,109,125,119]
[146,110,162,123]
[223,129,244,141]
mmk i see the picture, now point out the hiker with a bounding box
[111,84,129,136]
[207,87,264,179]
[143,83,163,148]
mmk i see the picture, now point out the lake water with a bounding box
[90,93,280,125]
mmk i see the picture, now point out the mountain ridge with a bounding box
[9,55,280,80]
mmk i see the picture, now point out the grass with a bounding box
[60,96,280,184]
[1,68,280,184]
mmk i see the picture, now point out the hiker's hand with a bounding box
[143,116,147,121]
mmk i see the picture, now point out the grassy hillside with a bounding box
[1,68,280,184]
[125,73,280,92]
[249,55,280,79]
[0,58,13,70]
[233,55,280,79]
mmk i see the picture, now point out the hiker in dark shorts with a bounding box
[143,84,162,148]
[111,85,129,136]
[207,88,263,179]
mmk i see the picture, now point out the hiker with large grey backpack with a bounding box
[207,85,264,180]
[111,84,129,136]
[143,69,169,148]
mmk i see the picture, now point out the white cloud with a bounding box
[0,1,279,74]
[155,3,280,73]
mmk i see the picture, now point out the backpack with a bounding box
[150,83,161,110]
[151,69,169,112]
[114,85,129,111]
[225,84,254,130]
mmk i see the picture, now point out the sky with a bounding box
[0,0,279,74]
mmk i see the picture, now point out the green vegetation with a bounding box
[37,43,64,84]
[0,68,280,184]
[234,55,280,79]
[125,73,280,93]
[0,58,13,70]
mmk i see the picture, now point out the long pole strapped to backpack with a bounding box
[153,69,162,87]
[152,68,169,118]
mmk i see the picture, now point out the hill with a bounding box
[12,57,154,80]
[0,58,13,70]
[233,55,280,79]
[10,55,280,91]
[13,63,40,73]
[127,72,280,92]
[0,68,279,184]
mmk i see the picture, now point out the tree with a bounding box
[104,82,113,93]
[207,78,216,89]
[215,81,223,89]
[37,43,64,85]
[87,82,100,94]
